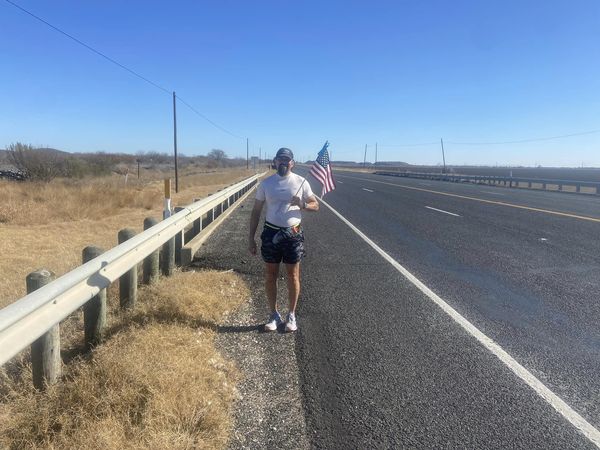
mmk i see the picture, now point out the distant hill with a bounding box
[34,147,71,156]
[0,147,69,161]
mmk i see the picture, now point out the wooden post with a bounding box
[193,198,202,236]
[28,269,60,389]
[82,246,106,349]
[164,179,172,219]
[161,178,175,275]
[173,92,179,193]
[174,207,185,266]
[161,238,175,276]
[143,217,160,284]
[118,229,137,309]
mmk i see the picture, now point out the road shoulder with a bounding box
[191,195,309,449]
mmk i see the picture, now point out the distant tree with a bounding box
[137,150,171,165]
[207,149,227,167]
[6,142,66,182]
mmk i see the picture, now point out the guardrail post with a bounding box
[558,184,563,191]
[28,269,61,389]
[542,182,547,189]
[82,246,106,349]
[143,217,160,284]
[576,184,581,193]
[161,232,175,277]
[118,229,137,309]
[174,207,185,266]
[193,198,202,236]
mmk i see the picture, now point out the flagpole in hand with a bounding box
[286,179,306,212]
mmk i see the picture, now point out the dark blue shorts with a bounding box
[260,223,305,264]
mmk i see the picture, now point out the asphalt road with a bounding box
[293,169,600,448]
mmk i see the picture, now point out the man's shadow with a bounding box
[217,323,291,334]
[216,324,262,333]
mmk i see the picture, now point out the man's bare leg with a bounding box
[285,262,301,314]
[265,263,280,313]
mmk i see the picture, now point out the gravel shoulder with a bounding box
[191,195,309,450]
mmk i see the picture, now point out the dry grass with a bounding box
[131,270,248,327]
[0,270,250,450]
[0,168,253,226]
[0,168,255,308]
[0,169,255,448]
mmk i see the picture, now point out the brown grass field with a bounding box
[0,167,256,449]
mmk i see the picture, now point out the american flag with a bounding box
[310,141,336,196]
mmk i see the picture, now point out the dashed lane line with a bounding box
[319,196,600,448]
[340,175,600,223]
[425,206,461,217]
[481,190,506,196]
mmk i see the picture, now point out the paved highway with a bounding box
[293,169,600,448]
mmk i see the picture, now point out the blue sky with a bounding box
[1,0,599,166]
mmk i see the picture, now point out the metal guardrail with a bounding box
[0,174,260,370]
[374,171,600,195]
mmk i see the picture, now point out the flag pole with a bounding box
[285,178,306,212]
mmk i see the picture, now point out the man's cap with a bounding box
[275,148,294,160]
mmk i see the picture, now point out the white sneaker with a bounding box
[285,312,297,332]
[264,312,282,332]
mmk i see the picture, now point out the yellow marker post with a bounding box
[164,178,172,219]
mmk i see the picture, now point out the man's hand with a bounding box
[249,239,257,255]
[290,196,303,209]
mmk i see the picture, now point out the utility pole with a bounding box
[375,142,378,165]
[440,138,446,174]
[173,92,179,193]
[259,147,261,166]
[363,144,368,168]
[246,138,249,169]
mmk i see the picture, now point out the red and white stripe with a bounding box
[310,162,336,196]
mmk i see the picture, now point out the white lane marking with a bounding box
[337,180,344,184]
[343,176,600,223]
[362,188,374,192]
[481,190,506,196]
[319,197,600,448]
[540,238,548,242]
[425,206,461,217]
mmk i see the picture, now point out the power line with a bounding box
[176,96,245,140]
[378,142,440,147]
[4,0,245,140]
[446,129,600,145]
[4,0,171,95]
[378,129,600,148]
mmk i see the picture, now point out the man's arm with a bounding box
[303,195,319,211]
[291,194,319,211]
[248,199,264,255]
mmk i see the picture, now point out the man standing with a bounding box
[248,147,319,332]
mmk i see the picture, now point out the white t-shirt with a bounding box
[255,172,315,227]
